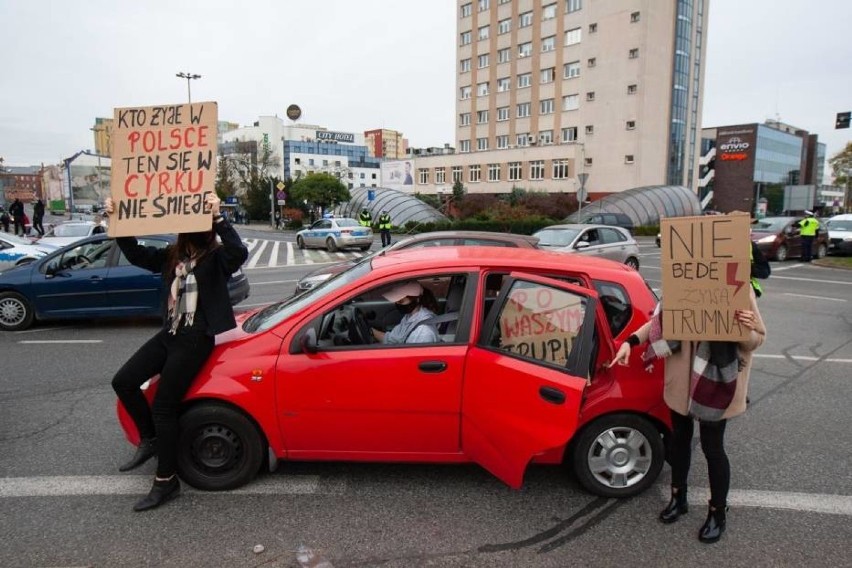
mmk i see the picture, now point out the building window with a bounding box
[452,166,463,182]
[497,106,510,121]
[477,137,489,151]
[460,31,471,45]
[540,67,556,84]
[629,48,639,59]
[553,159,570,179]
[460,86,471,100]
[517,102,531,117]
[497,47,511,63]
[626,120,636,130]
[584,157,593,167]
[530,160,545,180]
[540,130,554,144]
[625,155,635,164]
[461,3,472,18]
[498,18,511,34]
[564,61,580,79]
[460,58,471,73]
[478,25,490,41]
[540,98,554,114]
[562,126,578,142]
[478,54,489,68]
[630,11,640,23]
[565,27,582,45]
[585,125,594,134]
[518,42,532,58]
[543,3,557,20]
[563,94,579,111]
[589,22,597,33]
[460,140,471,153]
[459,112,471,126]
[488,163,501,181]
[436,167,446,184]
[496,134,509,149]
[508,161,523,180]
[469,164,481,182]
[477,110,489,124]
[542,36,556,52]
[517,72,531,88]
[477,82,489,96]
[478,0,489,11]
[588,57,596,67]
[497,77,511,92]
[627,84,638,94]
[498,0,510,3]
[519,11,533,27]
[418,168,429,184]
[567,0,582,13]
[586,91,595,101]
[517,133,530,147]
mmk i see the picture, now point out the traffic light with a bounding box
[836,111,851,129]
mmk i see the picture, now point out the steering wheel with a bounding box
[343,305,374,345]
[75,254,92,267]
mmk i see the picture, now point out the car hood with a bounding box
[750,231,777,241]
[214,310,257,346]
[827,228,850,238]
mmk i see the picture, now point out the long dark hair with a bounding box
[165,230,219,277]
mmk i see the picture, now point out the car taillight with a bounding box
[341,229,352,234]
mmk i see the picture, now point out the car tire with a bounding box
[177,403,265,491]
[624,257,640,270]
[296,236,306,249]
[360,245,371,252]
[815,243,827,259]
[326,237,337,252]
[775,245,788,262]
[0,291,35,332]
[571,413,665,498]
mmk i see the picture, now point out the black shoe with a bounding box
[659,488,689,524]
[119,438,157,472]
[133,476,180,512]
[698,504,728,544]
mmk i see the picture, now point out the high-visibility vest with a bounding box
[750,245,762,297]
[359,211,372,227]
[379,214,391,230]
[798,217,818,237]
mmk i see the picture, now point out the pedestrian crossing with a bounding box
[242,238,369,269]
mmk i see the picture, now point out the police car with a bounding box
[0,233,57,272]
[296,217,373,252]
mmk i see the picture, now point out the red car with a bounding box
[118,247,669,498]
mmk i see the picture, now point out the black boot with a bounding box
[133,476,180,512]
[659,487,689,524]
[698,504,727,544]
[118,438,157,472]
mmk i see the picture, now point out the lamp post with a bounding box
[566,141,588,218]
[89,128,105,208]
[176,72,201,104]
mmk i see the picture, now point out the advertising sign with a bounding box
[315,130,355,143]
[660,213,751,341]
[712,125,757,213]
[380,160,415,192]
[109,101,218,237]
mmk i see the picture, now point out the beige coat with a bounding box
[634,289,766,419]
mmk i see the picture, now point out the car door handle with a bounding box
[418,361,447,373]
[89,276,103,282]
[539,386,566,405]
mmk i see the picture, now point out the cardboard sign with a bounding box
[108,101,218,237]
[498,283,586,366]
[660,213,751,341]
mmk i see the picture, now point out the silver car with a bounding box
[533,224,641,269]
[296,217,373,252]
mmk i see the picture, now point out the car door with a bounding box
[598,227,629,262]
[305,220,331,247]
[462,272,596,488]
[106,236,169,314]
[29,239,114,317]
[575,228,605,259]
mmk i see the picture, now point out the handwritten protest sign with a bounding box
[660,213,751,341]
[498,283,586,366]
[108,101,218,237]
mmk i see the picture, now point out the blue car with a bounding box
[0,234,250,331]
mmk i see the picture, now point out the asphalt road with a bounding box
[1,229,850,567]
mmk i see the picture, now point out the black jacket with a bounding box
[117,218,249,335]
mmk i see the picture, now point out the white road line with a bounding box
[246,240,269,269]
[285,241,294,265]
[663,486,852,516]
[243,238,258,252]
[302,249,314,264]
[771,275,851,285]
[18,340,103,344]
[754,354,852,364]
[252,279,298,286]
[317,250,332,263]
[771,263,803,271]
[268,240,280,268]
[783,293,847,302]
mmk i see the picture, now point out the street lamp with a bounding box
[176,72,202,104]
[565,141,588,218]
[89,128,106,205]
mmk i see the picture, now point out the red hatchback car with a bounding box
[118,247,670,498]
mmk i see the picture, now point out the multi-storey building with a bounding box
[364,128,408,159]
[91,117,114,157]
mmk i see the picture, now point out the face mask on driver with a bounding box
[395,297,418,315]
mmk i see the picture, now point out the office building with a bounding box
[364,128,408,159]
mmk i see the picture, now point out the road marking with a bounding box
[18,340,103,344]
[246,239,269,269]
[285,241,294,265]
[783,293,846,302]
[664,487,852,516]
[754,354,852,364]
[251,279,298,286]
[771,263,803,271]
[268,240,280,268]
[770,275,851,285]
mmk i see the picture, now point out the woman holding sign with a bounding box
[105,194,248,512]
[610,292,765,544]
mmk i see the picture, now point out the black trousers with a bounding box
[380,229,391,247]
[33,216,44,236]
[13,218,24,235]
[801,235,814,261]
[112,328,214,478]
[668,410,730,509]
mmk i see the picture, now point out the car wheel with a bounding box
[571,413,664,498]
[15,257,36,266]
[0,291,35,332]
[815,243,827,259]
[360,245,371,252]
[326,237,337,252]
[624,257,640,270]
[775,245,788,262]
[296,236,306,249]
[177,403,265,491]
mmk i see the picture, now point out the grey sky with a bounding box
[1,0,850,174]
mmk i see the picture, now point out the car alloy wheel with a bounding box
[326,237,337,252]
[775,245,788,262]
[296,236,306,249]
[625,257,640,270]
[0,291,35,331]
[572,414,664,498]
[816,243,827,259]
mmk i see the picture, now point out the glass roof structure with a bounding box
[566,185,702,225]
[334,187,449,226]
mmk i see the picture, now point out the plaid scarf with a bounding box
[642,303,681,362]
[167,259,198,334]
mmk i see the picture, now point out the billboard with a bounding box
[712,125,757,213]
[380,160,414,192]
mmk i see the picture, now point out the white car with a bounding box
[0,233,57,272]
[295,217,373,252]
[35,221,107,248]
[825,213,852,255]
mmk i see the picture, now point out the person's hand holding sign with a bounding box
[104,197,114,216]
[206,193,221,221]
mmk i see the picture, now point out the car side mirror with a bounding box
[299,327,318,354]
[575,241,590,250]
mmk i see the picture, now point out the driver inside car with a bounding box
[371,281,440,344]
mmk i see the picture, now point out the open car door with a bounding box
[462,272,597,488]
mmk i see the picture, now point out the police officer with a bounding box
[797,210,819,262]
[378,210,392,247]
[359,208,372,228]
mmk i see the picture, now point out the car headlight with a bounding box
[757,235,776,244]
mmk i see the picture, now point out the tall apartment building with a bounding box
[364,128,408,159]
[408,0,708,197]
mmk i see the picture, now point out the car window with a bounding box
[579,229,601,246]
[483,279,589,369]
[599,228,626,244]
[535,228,580,247]
[43,240,113,273]
[54,224,92,237]
[116,238,170,267]
[462,238,513,247]
[403,238,459,249]
[827,220,852,231]
[335,219,359,228]
[593,280,632,337]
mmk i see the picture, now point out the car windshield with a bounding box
[244,259,373,333]
[753,218,790,232]
[534,228,580,247]
[826,220,852,231]
[335,219,359,228]
[52,224,91,237]
[1,233,35,246]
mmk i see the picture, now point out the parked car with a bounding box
[576,212,634,233]
[0,233,57,271]
[533,224,641,269]
[296,217,373,252]
[825,213,852,255]
[750,216,828,261]
[295,230,541,294]
[0,234,250,331]
[34,220,107,248]
[117,246,670,498]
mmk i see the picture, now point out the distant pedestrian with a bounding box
[33,199,46,236]
[0,208,9,232]
[378,210,392,247]
[9,198,24,236]
[274,210,282,230]
[797,211,819,262]
[359,208,372,228]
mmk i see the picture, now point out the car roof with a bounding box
[537,223,628,232]
[395,231,539,247]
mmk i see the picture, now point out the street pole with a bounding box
[269,178,275,227]
[176,72,201,104]
[90,128,105,211]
